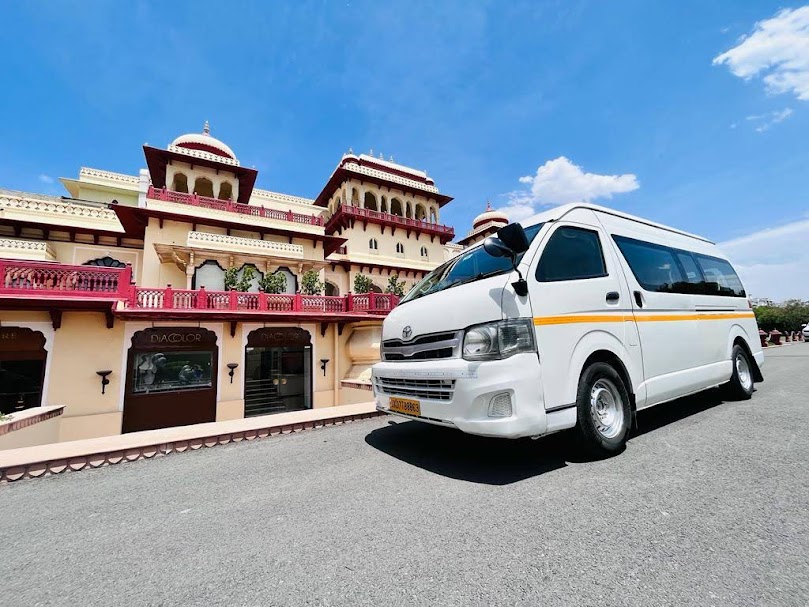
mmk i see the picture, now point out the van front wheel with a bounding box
[575,362,632,457]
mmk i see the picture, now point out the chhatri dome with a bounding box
[472,201,508,229]
[170,121,238,162]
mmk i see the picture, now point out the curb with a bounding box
[0,410,385,484]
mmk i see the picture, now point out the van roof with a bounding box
[519,203,714,244]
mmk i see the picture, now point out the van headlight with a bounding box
[462,319,536,361]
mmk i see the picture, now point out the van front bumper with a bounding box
[371,353,546,439]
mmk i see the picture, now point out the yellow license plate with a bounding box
[389,397,421,416]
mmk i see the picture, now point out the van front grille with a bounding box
[381,331,461,362]
[373,376,456,401]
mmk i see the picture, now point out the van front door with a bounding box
[528,212,644,413]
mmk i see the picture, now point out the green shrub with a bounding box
[354,273,373,294]
[300,269,324,295]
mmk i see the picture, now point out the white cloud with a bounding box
[719,216,809,302]
[745,107,794,131]
[713,6,809,100]
[38,174,54,184]
[497,156,639,221]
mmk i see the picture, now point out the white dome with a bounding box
[473,202,508,229]
[170,122,237,161]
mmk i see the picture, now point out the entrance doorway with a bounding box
[244,328,312,417]
[0,327,47,415]
[123,328,218,433]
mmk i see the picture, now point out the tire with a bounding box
[725,344,754,400]
[575,362,632,457]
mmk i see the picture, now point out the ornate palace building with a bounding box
[0,124,460,441]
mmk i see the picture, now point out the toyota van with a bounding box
[371,203,764,456]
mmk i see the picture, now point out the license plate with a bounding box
[389,397,421,416]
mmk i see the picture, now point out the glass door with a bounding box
[244,345,311,416]
[0,359,45,415]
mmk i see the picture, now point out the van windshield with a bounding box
[401,223,544,304]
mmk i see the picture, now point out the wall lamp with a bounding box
[96,370,112,395]
[227,363,239,383]
[320,358,330,376]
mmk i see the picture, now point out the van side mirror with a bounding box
[497,223,530,254]
[483,237,513,259]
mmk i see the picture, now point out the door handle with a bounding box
[633,291,643,308]
[606,291,620,303]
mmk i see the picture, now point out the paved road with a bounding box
[2,347,808,606]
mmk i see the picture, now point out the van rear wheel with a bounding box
[575,362,632,457]
[725,344,754,401]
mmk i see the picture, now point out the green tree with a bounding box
[385,274,406,297]
[237,266,256,292]
[224,267,239,291]
[353,273,373,294]
[258,271,287,294]
[753,300,809,332]
[300,269,324,295]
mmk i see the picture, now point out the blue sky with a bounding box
[1,1,808,300]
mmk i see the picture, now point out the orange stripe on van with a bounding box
[533,311,754,326]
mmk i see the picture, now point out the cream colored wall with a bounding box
[77,185,139,207]
[339,178,441,223]
[47,241,143,282]
[47,312,126,441]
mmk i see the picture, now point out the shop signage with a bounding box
[131,327,218,350]
[247,327,311,347]
[0,327,46,353]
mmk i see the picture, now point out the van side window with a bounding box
[536,226,607,282]
[612,236,685,293]
[694,255,746,297]
[675,252,705,294]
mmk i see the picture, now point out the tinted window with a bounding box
[131,350,213,394]
[613,236,685,292]
[675,252,705,294]
[536,226,607,282]
[694,255,746,297]
[401,223,544,303]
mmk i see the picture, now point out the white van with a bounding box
[371,203,764,456]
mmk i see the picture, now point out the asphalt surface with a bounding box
[2,347,808,607]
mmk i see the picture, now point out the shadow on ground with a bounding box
[365,388,733,485]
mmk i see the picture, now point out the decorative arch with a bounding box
[415,203,427,221]
[390,198,403,217]
[172,172,189,193]
[380,195,388,214]
[351,187,360,205]
[194,177,214,198]
[420,246,428,258]
[369,238,379,251]
[405,201,413,219]
[368,282,383,294]
[83,256,127,268]
[324,281,340,296]
[218,181,233,201]
[430,207,437,223]
[364,191,378,211]
[396,242,405,254]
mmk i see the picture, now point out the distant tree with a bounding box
[385,274,406,297]
[754,300,809,332]
[258,271,287,294]
[353,273,373,294]
[300,270,324,295]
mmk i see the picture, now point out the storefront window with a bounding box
[131,350,213,394]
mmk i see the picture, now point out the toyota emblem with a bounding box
[402,326,413,339]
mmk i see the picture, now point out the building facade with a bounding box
[0,125,459,442]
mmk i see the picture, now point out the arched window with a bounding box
[324,281,339,296]
[430,208,437,223]
[396,242,405,254]
[415,204,427,221]
[83,256,127,268]
[420,246,428,258]
[369,238,379,251]
[364,191,378,211]
[172,172,189,193]
[218,181,233,201]
[194,177,214,198]
[390,198,403,217]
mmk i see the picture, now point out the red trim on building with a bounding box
[313,165,453,208]
[325,205,454,244]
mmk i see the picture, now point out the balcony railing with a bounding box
[127,287,398,315]
[0,259,398,316]
[147,186,324,227]
[0,259,131,298]
[325,204,454,239]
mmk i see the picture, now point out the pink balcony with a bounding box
[126,286,398,317]
[0,259,131,300]
[325,204,455,242]
[147,186,324,227]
